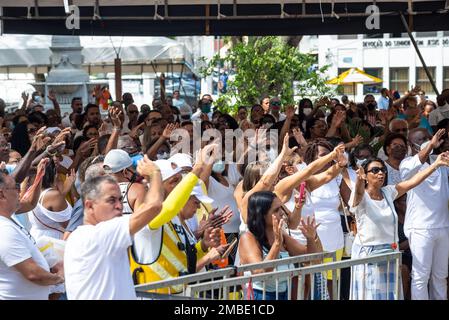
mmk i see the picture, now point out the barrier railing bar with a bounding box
[187,252,401,296]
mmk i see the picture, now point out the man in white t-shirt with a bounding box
[428,89,449,130]
[64,156,163,300]
[399,128,449,300]
[0,172,64,300]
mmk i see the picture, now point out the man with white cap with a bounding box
[129,144,227,292]
[103,149,146,216]
[169,153,193,173]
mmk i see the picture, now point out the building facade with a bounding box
[300,31,449,102]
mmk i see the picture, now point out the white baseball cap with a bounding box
[191,183,213,204]
[103,149,133,174]
[169,153,193,169]
[154,159,182,181]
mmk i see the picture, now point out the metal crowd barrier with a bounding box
[134,251,336,299]
[185,251,402,300]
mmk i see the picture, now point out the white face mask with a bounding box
[212,160,225,174]
[356,158,366,167]
[303,108,312,116]
[157,152,170,160]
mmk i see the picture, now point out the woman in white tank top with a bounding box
[29,159,74,241]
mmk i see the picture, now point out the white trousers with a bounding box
[409,228,449,300]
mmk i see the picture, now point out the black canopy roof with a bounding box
[1,1,448,36]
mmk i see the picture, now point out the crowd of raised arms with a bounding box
[1,86,449,300]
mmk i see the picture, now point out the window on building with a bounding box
[337,68,355,96]
[390,33,408,38]
[363,68,383,95]
[363,34,384,39]
[416,67,436,94]
[337,34,358,40]
[390,68,409,94]
[444,67,449,90]
[415,31,438,37]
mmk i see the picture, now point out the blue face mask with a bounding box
[212,160,225,174]
[5,164,16,175]
[201,103,211,114]
[130,153,144,169]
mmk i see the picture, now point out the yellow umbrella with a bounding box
[327,67,382,99]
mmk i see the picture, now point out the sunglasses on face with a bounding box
[367,167,387,174]
[271,102,281,106]
[392,128,408,133]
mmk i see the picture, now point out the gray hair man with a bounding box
[64,156,163,300]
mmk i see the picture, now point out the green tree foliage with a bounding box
[200,36,334,114]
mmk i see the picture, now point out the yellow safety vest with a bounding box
[129,221,206,294]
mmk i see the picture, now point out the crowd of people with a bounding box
[1,85,449,300]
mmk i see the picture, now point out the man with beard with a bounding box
[62,97,83,128]
[400,128,449,300]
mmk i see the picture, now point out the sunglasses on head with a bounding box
[367,167,387,174]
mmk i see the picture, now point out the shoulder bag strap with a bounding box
[32,210,66,234]
[339,195,352,234]
[381,189,398,248]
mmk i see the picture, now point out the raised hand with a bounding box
[435,151,449,168]
[206,205,233,229]
[285,105,296,119]
[336,145,348,167]
[22,92,29,104]
[98,122,108,136]
[30,127,51,152]
[109,106,122,128]
[137,155,160,178]
[298,216,320,241]
[315,96,330,108]
[129,122,146,140]
[430,129,446,150]
[280,133,298,158]
[292,128,307,146]
[47,90,57,102]
[202,226,222,249]
[409,85,422,96]
[36,157,50,177]
[356,165,367,181]
[162,123,177,140]
[53,128,71,145]
[64,168,76,186]
[351,134,363,146]
[332,110,346,127]
[78,138,97,157]
[331,143,346,161]
[205,244,231,261]
[272,214,284,247]
[196,142,219,166]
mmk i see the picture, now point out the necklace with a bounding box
[367,190,383,201]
